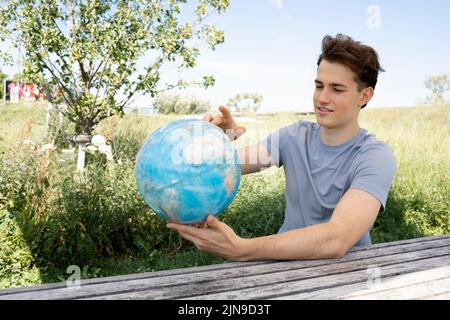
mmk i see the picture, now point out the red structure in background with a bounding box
[5,81,47,101]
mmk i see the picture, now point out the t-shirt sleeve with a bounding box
[350,144,397,213]
[261,130,282,167]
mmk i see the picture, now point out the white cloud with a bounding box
[268,0,283,10]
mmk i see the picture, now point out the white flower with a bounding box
[40,143,57,154]
[91,135,106,146]
[86,145,98,152]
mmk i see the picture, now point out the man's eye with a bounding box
[334,88,343,93]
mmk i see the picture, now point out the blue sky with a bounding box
[2,0,450,112]
[168,0,450,112]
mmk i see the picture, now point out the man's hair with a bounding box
[317,34,384,109]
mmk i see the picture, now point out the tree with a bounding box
[0,69,6,100]
[0,0,229,135]
[424,74,450,105]
[227,92,263,113]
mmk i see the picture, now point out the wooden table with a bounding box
[1,234,449,300]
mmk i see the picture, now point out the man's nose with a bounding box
[318,88,331,105]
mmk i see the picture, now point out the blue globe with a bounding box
[135,119,241,224]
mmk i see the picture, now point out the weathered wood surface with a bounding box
[0,234,449,300]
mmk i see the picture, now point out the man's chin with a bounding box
[315,117,336,129]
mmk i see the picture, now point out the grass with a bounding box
[0,101,449,288]
[0,101,47,154]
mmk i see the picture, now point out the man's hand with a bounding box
[167,215,250,261]
[203,105,246,141]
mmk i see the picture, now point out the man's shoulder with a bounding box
[277,120,318,136]
[355,131,397,166]
[359,131,394,154]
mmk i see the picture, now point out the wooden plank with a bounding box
[0,260,274,295]
[178,255,450,300]
[92,240,449,299]
[3,234,449,296]
[345,278,450,300]
[424,292,450,300]
[342,265,450,300]
[348,234,450,253]
[86,246,450,300]
[2,237,449,300]
[1,234,449,298]
[1,238,448,300]
[275,265,450,300]
[1,235,448,299]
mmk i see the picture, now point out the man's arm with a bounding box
[238,143,275,175]
[241,188,381,260]
[167,188,381,261]
[203,106,275,175]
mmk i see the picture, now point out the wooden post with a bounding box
[44,102,53,134]
[73,135,91,172]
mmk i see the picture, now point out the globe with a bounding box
[135,118,241,224]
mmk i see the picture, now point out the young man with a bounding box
[167,34,397,261]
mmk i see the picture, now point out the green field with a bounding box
[0,101,449,288]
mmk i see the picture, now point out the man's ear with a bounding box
[359,87,374,108]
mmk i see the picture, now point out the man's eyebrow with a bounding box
[314,80,348,88]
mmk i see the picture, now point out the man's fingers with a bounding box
[233,126,246,140]
[224,126,246,141]
[211,117,224,126]
[206,215,220,227]
[204,105,237,129]
[177,231,200,245]
[167,223,191,233]
[167,223,193,237]
[167,223,208,238]
[203,111,224,126]
[218,105,233,119]
[203,113,214,122]
[193,222,209,229]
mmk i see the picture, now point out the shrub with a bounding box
[154,93,210,115]
[45,104,76,148]
[0,141,171,270]
[0,209,41,288]
[222,169,285,238]
[111,131,146,163]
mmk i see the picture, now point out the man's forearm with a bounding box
[238,145,274,175]
[238,222,348,261]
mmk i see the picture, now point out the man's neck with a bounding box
[320,123,361,146]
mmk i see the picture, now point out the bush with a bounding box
[0,141,42,215]
[222,169,285,238]
[38,160,168,267]
[45,104,76,148]
[0,141,172,271]
[154,93,210,115]
[372,163,450,243]
[0,209,41,288]
[111,131,146,163]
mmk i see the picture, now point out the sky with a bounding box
[165,0,450,112]
[2,0,450,112]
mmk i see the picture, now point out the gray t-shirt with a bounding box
[261,120,397,247]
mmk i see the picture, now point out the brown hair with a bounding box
[317,34,384,109]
